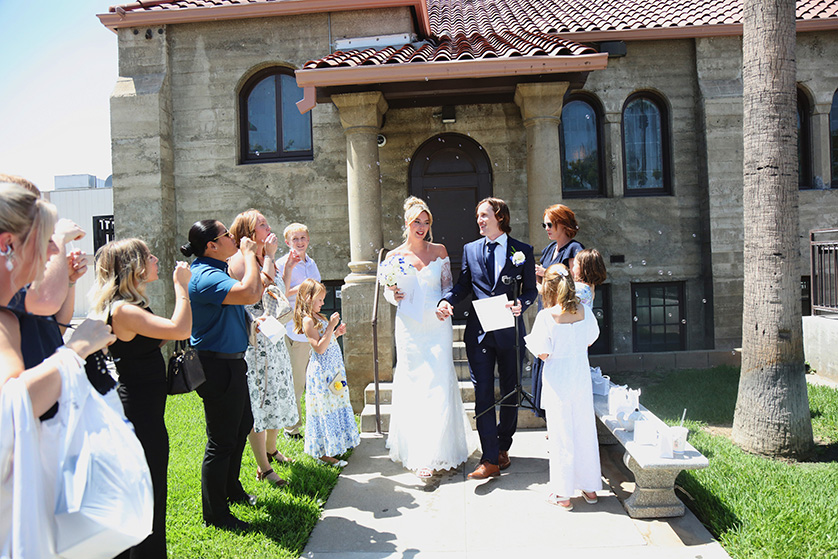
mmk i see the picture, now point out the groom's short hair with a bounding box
[476,197,511,234]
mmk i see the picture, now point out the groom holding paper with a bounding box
[437,197,537,479]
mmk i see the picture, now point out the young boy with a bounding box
[277,223,321,438]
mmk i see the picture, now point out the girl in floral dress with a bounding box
[571,248,607,308]
[293,279,360,467]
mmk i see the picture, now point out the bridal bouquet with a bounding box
[378,255,415,287]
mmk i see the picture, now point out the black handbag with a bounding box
[167,340,206,395]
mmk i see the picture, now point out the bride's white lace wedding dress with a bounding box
[382,256,475,472]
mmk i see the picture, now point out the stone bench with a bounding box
[593,390,709,519]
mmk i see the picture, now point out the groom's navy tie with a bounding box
[486,241,498,285]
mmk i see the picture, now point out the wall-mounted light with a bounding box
[441,106,456,124]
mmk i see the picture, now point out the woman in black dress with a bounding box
[91,238,192,558]
[532,204,583,417]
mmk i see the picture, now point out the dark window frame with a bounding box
[631,281,686,353]
[239,67,313,164]
[621,92,672,197]
[560,93,606,198]
[798,87,813,190]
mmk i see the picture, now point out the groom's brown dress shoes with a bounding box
[498,451,511,470]
[468,462,500,479]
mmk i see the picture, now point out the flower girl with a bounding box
[524,264,601,510]
[293,279,360,467]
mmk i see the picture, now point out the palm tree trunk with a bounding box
[731,0,814,458]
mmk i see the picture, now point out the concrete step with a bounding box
[360,401,547,433]
[453,323,464,342]
[361,381,546,433]
[366,380,476,405]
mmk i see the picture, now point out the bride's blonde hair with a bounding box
[402,196,433,242]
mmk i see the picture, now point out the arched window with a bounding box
[239,67,312,163]
[831,89,838,187]
[560,95,604,197]
[798,88,813,189]
[622,93,671,195]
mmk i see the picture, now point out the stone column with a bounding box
[332,92,392,413]
[514,82,569,249]
[811,103,832,189]
[110,26,176,322]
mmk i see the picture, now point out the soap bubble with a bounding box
[633,316,638,322]
[681,319,686,324]
[641,260,646,265]
[628,264,633,268]
[482,348,487,353]
[658,270,663,275]
[464,311,469,317]
[658,230,662,235]
[702,298,707,304]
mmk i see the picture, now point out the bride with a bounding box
[379,197,474,479]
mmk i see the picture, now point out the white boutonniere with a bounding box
[510,248,526,266]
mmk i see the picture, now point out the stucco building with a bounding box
[98,0,838,404]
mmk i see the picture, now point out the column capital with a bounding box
[514,82,569,122]
[332,91,389,130]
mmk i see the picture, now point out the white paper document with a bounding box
[257,315,286,345]
[397,274,426,323]
[472,295,514,332]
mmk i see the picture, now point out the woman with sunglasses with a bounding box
[180,220,263,531]
[531,204,583,419]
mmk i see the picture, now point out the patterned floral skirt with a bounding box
[304,339,360,458]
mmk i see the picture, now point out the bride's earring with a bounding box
[0,245,13,272]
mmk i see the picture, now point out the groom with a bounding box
[437,197,537,479]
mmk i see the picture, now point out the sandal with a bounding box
[317,457,348,468]
[256,467,288,487]
[416,468,434,479]
[546,493,573,510]
[582,491,598,504]
[267,450,294,464]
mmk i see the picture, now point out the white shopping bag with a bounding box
[53,360,153,559]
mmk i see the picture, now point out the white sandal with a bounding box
[582,491,598,504]
[416,468,434,479]
[547,493,573,510]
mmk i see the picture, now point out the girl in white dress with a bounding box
[379,197,474,479]
[525,263,600,510]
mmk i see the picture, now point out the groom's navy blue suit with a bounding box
[442,235,537,465]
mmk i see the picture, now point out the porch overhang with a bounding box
[294,52,609,112]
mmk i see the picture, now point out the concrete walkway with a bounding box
[302,430,731,559]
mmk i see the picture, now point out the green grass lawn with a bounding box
[163,393,342,558]
[610,367,838,559]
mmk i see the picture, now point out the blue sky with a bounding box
[0,0,117,190]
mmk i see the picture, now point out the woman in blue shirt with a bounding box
[180,219,263,531]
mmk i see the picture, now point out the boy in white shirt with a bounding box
[277,223,321,438]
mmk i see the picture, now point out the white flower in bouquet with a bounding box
[378,255,414,287]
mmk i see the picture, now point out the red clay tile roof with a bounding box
[108,0,838,33]
[302,31,596,69]
[106,0,838,67]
